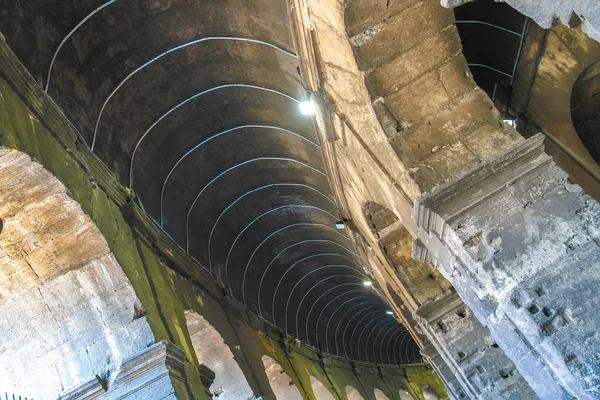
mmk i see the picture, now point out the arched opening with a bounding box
[399,389,416,400]
[185,311,253,400]
[571,60,600,164]
[261,355,303,400]
[310,375,335,400]
[454,0,528,118]
[345,385,365,400]
[374,388,390,400]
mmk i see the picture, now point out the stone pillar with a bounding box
[416,294,534,399]
[414,134,600,399]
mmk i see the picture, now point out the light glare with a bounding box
[363,281,373,286]
[299,100,316,116]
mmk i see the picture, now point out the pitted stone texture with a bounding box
[0,150,154,399]
[416,136,600,399]
[416,294,536,399]
[452,165,600,398]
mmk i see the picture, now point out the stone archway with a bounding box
[345,386,365,400]
[374,388,390,400]
[310,375,335,400]
[185,311,253,399]
[261,355,303,400]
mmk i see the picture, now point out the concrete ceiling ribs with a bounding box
[0,0,418,365]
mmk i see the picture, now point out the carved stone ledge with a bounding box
[412,132,600,398]
[414,133,550,238]
[59,341,203,400]
[415,293,464,327]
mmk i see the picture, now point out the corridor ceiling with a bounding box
[454,0,528,114]
[0,0,420,365]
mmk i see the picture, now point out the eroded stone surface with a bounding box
[415,136,600,398]
[0,150,154,398]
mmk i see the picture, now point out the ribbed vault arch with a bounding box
[0,0,420,365]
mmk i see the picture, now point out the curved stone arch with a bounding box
[184,310,253,400]
[261,355,303,400]
[374,388,390,400]
[0,150,155,398]
[346,385,366,400]
[310,375,335,400]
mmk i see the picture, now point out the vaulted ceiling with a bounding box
[0,0,419,364]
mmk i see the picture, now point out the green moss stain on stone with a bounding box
[0,73,448,400]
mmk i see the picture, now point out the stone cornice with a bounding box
[414,133,550,237]
[59,341,193,399]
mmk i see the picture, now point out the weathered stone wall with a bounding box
[290,0,600,398]
[415,135,600,398]
[346,0,523,193]
[291,0,534,397]
[0,149,156,398]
